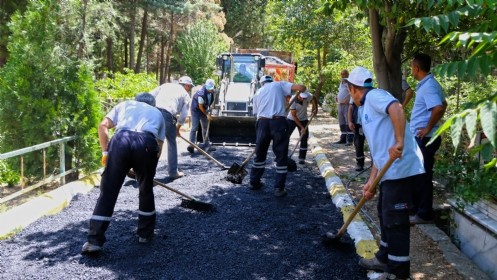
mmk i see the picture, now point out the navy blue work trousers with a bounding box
[287,119,309,160]
[87,130,160,246]
[375,174,420,279]
[250,118,289,189]
[413,136,442,220]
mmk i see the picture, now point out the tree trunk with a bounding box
[135,8,148,73]
[77,0,88,59]
[164,12,174,82]
[159,35,165,84]
[314,48,326,99]
[369,8,406,100]
[124,37,128,70]
[129,1,136,70]
[106,38,113,72]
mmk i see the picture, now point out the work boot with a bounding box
[355,164,364,171]
[169,171,185,180]
[358,256,387,272]
[334,134,346,144]
[249,181,263,190]
[187,146,194,154]
[345,142,353,146]
[298,158,305,164]
[138,234,154,244]
[274,188,287,197]
[409,215,433,225]
[205,144,216,152]
[81,242,102,254]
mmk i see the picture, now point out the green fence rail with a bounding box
[0,136,77,205]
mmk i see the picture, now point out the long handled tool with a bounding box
[225,148,256,184]
[128,170,214,212]
[287,112,316,172]
[324,157,395,243]
[179,135,228,170]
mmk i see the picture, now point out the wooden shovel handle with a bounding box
[179,135,227,169]
[336,157,396,237]
[289,112,316,157]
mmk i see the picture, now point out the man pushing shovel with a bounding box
[326,67,425,280]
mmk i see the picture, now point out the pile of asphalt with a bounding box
[0,147,365,279]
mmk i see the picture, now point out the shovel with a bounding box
[225,148,256,184]
[287,112,316,172]
[179,135,228,170]
[323,157,395,243]
[127,170,214,212]
[225,91,301,183]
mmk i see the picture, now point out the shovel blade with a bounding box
[227,162,243,175]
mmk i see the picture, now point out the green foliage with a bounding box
[175,19,228,84]
[412,0,497,175]
[0,0,102,178]
[266,1,372,95]
[95,69,158,111]
[0,160,19,187]
[436,143,497,204]
[221,0,269,48]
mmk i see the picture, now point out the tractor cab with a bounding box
[207,53,265,145]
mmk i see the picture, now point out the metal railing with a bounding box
[0,136,77,204]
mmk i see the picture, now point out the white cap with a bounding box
[299,91,310,98]
[205,78,215,90]
[259,75,273,84]
[344,67,374,87]
[178,76,194,86]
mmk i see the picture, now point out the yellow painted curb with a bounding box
[310,134,379,260]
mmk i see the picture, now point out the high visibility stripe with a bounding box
[356,156,365,160]
[252,161,266,168]
[299,148,308,151]
[91,215,112,221]
[388,254,410,262]
[380,240,388,247]
[138,210,156,216]
[276,166,287,174]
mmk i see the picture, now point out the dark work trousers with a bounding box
[250,118,289,189]
[413,136,442,220]
[287,119,309,160]
[87,130,160,246]
[375,174,419,278]
[337,103,353,143]
[353,123,365,167]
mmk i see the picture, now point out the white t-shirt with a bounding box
[106,100,166,141]
[287,93,314,121]
[361,89,425,181]
[253,81,293,119]
[150,83,191,126]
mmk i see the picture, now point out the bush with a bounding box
[0,160,19,187]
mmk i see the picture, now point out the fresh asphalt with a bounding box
[0,135,368,279]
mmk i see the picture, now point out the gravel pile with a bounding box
[0,146,365,280]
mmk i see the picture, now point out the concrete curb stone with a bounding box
[0,172,101,240]
[310,131,379,260]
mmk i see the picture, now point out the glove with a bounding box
[101,151,108,166]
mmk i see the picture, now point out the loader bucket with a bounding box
[205,116,257,146]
